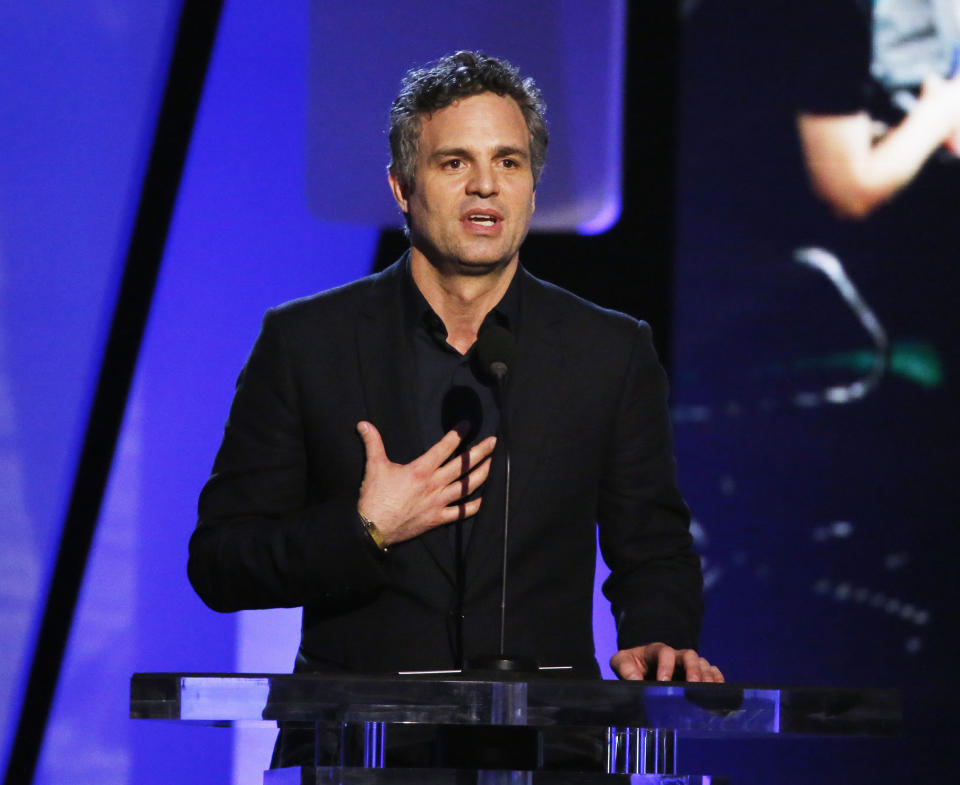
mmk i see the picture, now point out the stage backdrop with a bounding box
[5,1,957,784]
[0,1,182,780]
[10,2,627,784]
[674,1,960,781]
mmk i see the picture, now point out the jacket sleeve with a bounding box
[597,322,703,651]
[187,307,387,613]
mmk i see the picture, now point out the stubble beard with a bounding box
[411,226,521,279]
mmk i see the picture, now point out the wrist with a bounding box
[358,509,390,553]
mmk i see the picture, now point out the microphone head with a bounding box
[475,322,515,382]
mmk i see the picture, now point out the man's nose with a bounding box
[466,163,498,197]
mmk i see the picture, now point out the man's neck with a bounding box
[409,250,518,354]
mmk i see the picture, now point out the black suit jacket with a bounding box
[188,259,702,675]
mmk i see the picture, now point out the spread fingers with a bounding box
[440,454,493,506]
[437,435,497,484]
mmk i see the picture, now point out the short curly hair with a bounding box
[388,50,548,194]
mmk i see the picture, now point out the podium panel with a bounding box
[131,673,900,783]
[264,770,713,784]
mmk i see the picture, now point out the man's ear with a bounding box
[387,170,409,213]
[530,187,536,214]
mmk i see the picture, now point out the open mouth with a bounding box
[463,210,502,228]
[468,215,498,226]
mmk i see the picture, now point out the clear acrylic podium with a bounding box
[130,672,901,784]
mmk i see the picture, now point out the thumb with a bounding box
[357,421,386,464]
[611,649,644,681]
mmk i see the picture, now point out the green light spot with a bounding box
[890,342,942,388]
[790,342,942,389]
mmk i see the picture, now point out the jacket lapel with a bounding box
[356,258,457,586]
[463,269,569,600]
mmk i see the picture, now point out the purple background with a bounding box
[1,1,624,783]
[3,0,955,783]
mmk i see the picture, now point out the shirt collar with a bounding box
[400,254,522,345]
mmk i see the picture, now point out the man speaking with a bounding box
[188,50,721,759]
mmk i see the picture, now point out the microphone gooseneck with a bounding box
[467,323,537,673]
[475,323,515,654]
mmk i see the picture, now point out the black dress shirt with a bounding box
[401,261,520,551]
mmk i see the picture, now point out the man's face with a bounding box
[389,92,536,274]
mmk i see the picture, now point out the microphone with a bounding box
[475,322,515,386]
[467,323,537,675]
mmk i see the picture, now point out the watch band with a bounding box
[358,510,390,553]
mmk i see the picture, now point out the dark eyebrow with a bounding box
[430,146,530,161]
[431,147,473,160]
[495,146,529,160]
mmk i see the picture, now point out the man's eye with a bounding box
[444,159,462,169]
[502,159,518,168]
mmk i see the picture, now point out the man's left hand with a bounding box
[610,642,724,682]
